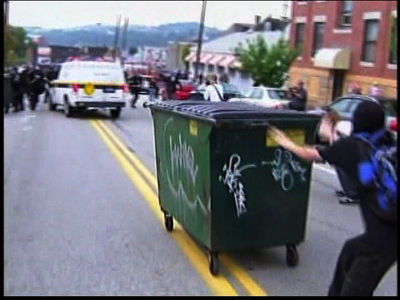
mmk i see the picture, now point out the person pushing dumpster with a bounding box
[267,101,397,296]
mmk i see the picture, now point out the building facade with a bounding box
[289,0,397,106]
[186,17,290,94]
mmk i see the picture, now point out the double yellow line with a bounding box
[90,119,268,296]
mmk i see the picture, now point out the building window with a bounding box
[340,1,353,27]
[217,66,225,75]
[240,71,250,80]
[312,22,325,57]
[362,19,379,63]
[389,16,397,65]
[228,68,236,78]
[295,23,306,56]
[208,64,214,72]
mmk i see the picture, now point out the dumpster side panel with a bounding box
[210,119,319,251]
[152,109,213,248]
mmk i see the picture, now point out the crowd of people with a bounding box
[4,64,59,113]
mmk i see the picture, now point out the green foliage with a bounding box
[181,44,191,65]
[4,25,29,66]
[234,35,299,88]
[390,15,397,62]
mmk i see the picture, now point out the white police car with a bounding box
[47,61,129,118]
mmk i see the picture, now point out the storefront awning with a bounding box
[313,48,351,70]
[208,54,226,65]
[200,53,215,64]
[219,55,237,68]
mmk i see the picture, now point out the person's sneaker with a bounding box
[335,190,346,197]
[339,196,359,205]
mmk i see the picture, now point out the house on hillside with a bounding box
[186,16,290,94]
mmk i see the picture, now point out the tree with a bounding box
[390,15,397,62]
[181,43,191,73]
[4,25,29,66]
[234,35,299,88]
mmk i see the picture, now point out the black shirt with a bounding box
[317,137,396,249]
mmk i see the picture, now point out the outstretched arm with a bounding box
[268,127,323,162]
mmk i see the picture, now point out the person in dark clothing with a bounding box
[165,75,175,100]
[11,68,24,111]
[28,67,45,111]
[288,79,308,111]
[268,101,397,296]
[128,72,142,108]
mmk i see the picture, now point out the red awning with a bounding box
[219,55,237,68]
[200,53,215,64]
[208,54,225,65]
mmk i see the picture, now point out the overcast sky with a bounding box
[9,1,290,30]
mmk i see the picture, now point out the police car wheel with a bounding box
[64,101,73,118]
[110,108,121,119]
[48,96,56,111]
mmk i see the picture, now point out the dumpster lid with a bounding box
[150,100,321,122]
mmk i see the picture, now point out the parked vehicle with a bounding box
[188,83,243,101]
[229,86,291,108]
[174,80,197,100]
[46,61,128,118]
[308,94,397,140]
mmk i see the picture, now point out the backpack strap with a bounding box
[212,84,224,101]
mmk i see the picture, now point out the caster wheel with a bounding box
[209,251,219,276]
[286,244,299,267]
[164,212,173,232]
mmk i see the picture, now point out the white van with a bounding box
[47,61,128,118]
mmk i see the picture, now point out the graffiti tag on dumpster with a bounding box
[170,134,198,185]
[219,154,256,217]
[163,121,208,220]
[262,149,307,192]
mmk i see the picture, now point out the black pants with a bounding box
[328,232,397,296]
[336,167,358,198]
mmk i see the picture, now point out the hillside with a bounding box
[24,22,224,48]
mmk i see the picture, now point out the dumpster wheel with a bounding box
[208,251,219,276]
[164,212,173,232]
[286,244,299,267]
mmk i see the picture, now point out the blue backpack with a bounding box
[354,129,397,223]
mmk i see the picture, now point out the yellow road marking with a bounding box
[100,120,269,296]
[221,254,268,296]
[90,120,238,296]
[97,120,158,190]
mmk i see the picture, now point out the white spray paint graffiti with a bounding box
[219,154,256,217]
[162,117,208,223]
[170,134,198,186]
[262,149,307,191]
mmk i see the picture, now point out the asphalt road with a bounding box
[4,96,397,296]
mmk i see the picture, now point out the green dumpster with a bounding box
[149,101,321,275]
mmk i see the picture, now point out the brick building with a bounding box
[289,1,397,107]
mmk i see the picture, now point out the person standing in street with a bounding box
[128,71,142,108]
[287,79,308,111]
[203,74,224,102]
[268,101,397,296]
[11,67,24,112]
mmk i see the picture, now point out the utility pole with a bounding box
[113,14,121,60]
[121,17,129,64]
[194,0,207,82]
